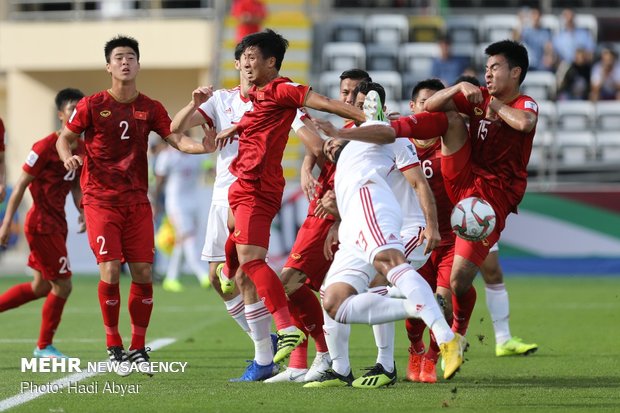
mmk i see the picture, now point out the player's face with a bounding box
[106,47,139,82]
[339,78,362,105]
[58,100,79,126]
[323,137,347,163]
[485,54,520,97]
[240,46,275,86]
[410,88,437,114]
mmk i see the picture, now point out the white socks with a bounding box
[224,295,250,333]
[485,283,511,345]
[368,286,395,372]
[245,301,273,365]
[323,311,352,377]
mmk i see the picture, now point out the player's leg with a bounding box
[439,111,470,156]
[481,247,538,356]
[179,208,210,288]
[367,276,396,384]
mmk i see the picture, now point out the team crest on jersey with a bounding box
[291,253,302,260]
[474,107,484,116]
[100,110,112,118]
[256,91,265,101]
[25,150,39,167]
[134,111,147,120]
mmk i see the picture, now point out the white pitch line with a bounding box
[0,337,176,412]
[0,339,101,344]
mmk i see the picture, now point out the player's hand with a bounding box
[215,125,238,150]
[387,111,401,120]
[312,118,339,138]
[201,124,217,153]
[419,225,441,255]
[324,221,340,261]
[301,166,321,202]
[0,184,6,203]
[314,190,338,219]
[77,212,86,234]
[459,81,483,105]
[0,223,10,247]
[63,155,83,171]
[192,86,213,108]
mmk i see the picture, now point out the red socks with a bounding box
[390,112,449,140]
[241,259,291,330]
[224,234,240,278]
[405,318,427,354]
[0,282,40,312]
[452,285,477,336]
[289,286,328,353]
[37,293,67,349]
[128,282,153,350]
[98,281,122,348]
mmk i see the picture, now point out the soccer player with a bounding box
[0,88,86,358]
[305,85,466,388]
[153,147,210,292]
[422,39,538,364]
[214,29,367,363]
[56,35,213,374]
[0,117,5,202]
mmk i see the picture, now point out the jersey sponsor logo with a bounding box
[100,110,112,118]
[105,300,119,306]
[141,298,153,305]
[134,111,148,120]
[290,253,301,260]
[408,114,418,124]
[415,304,424,312]
[474,107,484,116]
[524,101,538,112]
[234,230,241,237]
[25,151,39,167]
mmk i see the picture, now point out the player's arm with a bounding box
[0,150,6,202]
[70,178,86,233]
[315,189,339,220]
[164,129,216,154]
[57,128,83,171]
[488,97,537,133]
[402,166,441,254]
[324,220,340,261]
[300,150,320,202]
[424,82,482,112]
[304,91,366,124]
[170,86,213,133]
[313,118,395,144]
[296,115,324,158]
[0,171,34,246]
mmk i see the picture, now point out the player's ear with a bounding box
[105,62,112,75]
[267,56,276,69]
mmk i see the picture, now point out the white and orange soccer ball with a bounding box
[450,197,496,242]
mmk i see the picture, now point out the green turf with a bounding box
[0,274,619,412]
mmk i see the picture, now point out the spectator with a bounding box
[517,7,555,71]
[231,0,267,42]
[430,36,470,86]
[557,47,592,100]
[590,45,620,101]
[552,8,595,66]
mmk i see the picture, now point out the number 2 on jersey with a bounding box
[119,120,130,140]
[97,235,108,255]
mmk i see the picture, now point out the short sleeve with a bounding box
[393,139,420,171]
[65,97,91,135]
[452,91,475,117]
[197,93,218,128]
[291,109,308,133]
[22,139,51,177]
[151,101,173,139]
[275,82,311,108]
[514,96,539,114]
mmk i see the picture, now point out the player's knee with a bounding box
[373,249,407,277]
[481,268,503,284]
[52,281,72,298]
[32,280,52,297]
[450,277,470,298]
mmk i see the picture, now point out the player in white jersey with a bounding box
[306,85,467,388]
[154,147,210,292]
[170,46,280,382]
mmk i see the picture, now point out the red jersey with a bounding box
[231,0,267,41]
[22,133,85,234]
[231,77,310,193]
[413,139,455,247]
[66,91,172,206]
[453,88,537,212]
[0,117,5,152]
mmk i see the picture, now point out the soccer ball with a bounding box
[450,197,496,241]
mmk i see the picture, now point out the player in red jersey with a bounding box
[215,29,366,363]
[57,35,214,374]
[0,88,86,358]
[0,117,6,202]
[421,39,538,368]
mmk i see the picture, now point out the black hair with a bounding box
[454,74,481,87]
[411,78,445,101]
[234,41,244,60]
[104,35,140,63]
[339,69,372,83]
[240,28,289,71]
[353,81,386,107]
[55,88,84,111]
[485,40,529,85]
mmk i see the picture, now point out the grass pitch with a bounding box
[0,274,618,412]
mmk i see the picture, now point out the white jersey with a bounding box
[386,138,426,229]
[155,147,206,212]
[198,86,253,207]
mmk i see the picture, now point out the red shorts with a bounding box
[441,140,507,267]
[417,244,454,291]
[84,203,154,264]
[25,232,71,280]
[228,179,282,249]
[283,216,336,291]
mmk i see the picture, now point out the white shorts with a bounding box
[489,242,499,253]
[401,225,430,270]
[201,204,229,262]
[167,206,199,238]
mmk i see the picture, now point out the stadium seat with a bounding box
[595,101,620,131]
[384,99,400,116]
[322,42,366,71]
[368,71,402,103]
[574,14,598,41]
[398,42,441,77]
[480,14,520,43]
[366,14,409,45]
[522,71,557,101]
[400,100,413,116]
[535,100,557,133]
[529,130,554,170]
[554,131,596,166]
[446,16,479,45]
[596,131,620,162]
[556,100,595,131]
[474,43,489,68]
[451,42,475,66]
[409,15,445,43]
[402,72,430,100]
[366,43,399,71]
[319,70,345,99]
[540,14,560,36]
[329,16,366,43]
